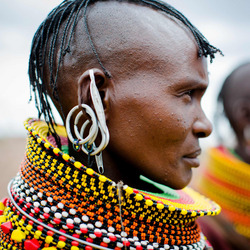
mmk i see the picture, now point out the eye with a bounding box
[181,89,195,102]
[185,89,195,97]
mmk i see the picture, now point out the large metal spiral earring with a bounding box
[65,70,110,174]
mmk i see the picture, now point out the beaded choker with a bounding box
[0,119,220,250]
[199,146,250,239]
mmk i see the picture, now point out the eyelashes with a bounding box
[179,89,195,102]
[184,90,195,97]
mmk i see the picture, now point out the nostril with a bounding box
[193,115,213,138]
[196,132,206,138]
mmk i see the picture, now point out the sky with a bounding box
[0,0,250,147]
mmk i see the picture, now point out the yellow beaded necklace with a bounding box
[0,119,220,250]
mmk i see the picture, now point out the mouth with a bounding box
[182,149,201,168]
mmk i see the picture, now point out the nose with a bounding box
[193,111,213,138]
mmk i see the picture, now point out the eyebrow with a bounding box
[188,80,208,89]
[170,78,209,91]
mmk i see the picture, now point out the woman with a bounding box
[0,0,221,249]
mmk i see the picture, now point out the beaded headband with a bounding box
[0,119,221,250]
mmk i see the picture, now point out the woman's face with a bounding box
[105,13,212,189]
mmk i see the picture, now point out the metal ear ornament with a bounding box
[65,70,110,174]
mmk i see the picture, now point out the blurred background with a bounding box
[0,0,250,196]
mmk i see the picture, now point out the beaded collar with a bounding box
[199,146,250,239]
[0,119,220,250]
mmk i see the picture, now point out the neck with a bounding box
[69,141,162,192]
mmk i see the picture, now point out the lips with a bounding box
[184,149,201,158]
[182,149,201,168]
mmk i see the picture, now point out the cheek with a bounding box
[107,98,143,147]
[108,86,192,150]
[153,108,190,143]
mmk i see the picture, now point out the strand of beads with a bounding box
[0,119,220,249]
[10,172,202,249]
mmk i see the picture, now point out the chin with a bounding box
[171,181,189,190]
[164,175,192,190]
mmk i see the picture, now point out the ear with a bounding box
[78,68,112,120]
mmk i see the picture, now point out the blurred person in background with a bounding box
[197,62,250,249]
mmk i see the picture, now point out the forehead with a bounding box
[73,1,199,76]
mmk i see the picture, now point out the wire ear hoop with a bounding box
[80,124,107,156]
[74,112,98,145]
[66,104,98,147]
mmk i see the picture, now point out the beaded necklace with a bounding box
[0,119,220,250]
[199,146,250,239]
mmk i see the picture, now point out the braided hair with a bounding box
[28,0,222,146]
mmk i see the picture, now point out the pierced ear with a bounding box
[78,68,111,117]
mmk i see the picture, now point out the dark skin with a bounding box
[222,63,250,164]
[47,1,212,190]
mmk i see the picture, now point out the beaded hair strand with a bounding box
[28,0,222,147]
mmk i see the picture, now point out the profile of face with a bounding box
[108,57,211,190]
[51,2,213,190]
